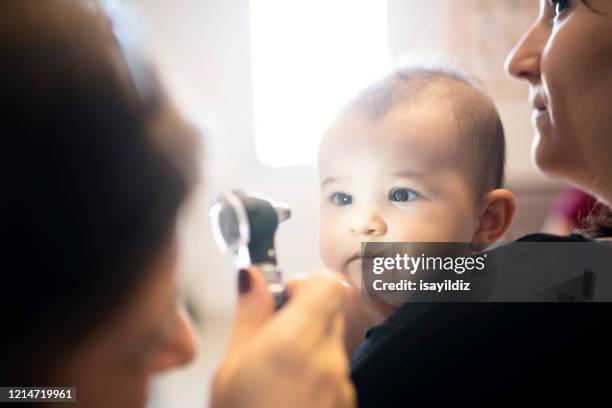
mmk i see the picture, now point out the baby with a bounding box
[317,66,516,350]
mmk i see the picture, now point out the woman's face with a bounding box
[506,0,612,202]
[53,236,196,408]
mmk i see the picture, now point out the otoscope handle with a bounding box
[273,289,288,310]
[254,262,287,310]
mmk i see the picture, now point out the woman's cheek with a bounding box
[539,19,589,174]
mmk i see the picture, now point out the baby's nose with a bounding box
[350,210,387,237]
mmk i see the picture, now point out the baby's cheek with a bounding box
[388,211,469,242]
[428,205,477,241]
[386,202,472,242]
[384,214,428,242]
[319,216,345,269]
[319,228,338,267]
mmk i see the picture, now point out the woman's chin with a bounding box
[531,133,562,177]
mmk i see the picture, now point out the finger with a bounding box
[338,380,357,408]
[312,327,354,408]
[331,313,347,351]
[228,267,275,353]
[284,275,307,300]
[324,314,350,369]
[290,272,346,316]
[273,273,347,342]
[286,269,347,299]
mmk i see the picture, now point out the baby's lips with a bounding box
[348,250,362,262]
[348,246,386,264]
[361,242,395,258]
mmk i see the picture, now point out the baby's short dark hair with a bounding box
[345,65,505,195]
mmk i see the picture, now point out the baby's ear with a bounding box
[471,188,516,247]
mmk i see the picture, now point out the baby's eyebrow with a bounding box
[385,170,425,179]
[320,176,348,187]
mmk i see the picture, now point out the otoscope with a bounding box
[209,190,291,309]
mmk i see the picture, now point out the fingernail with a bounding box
[238,269,251,294]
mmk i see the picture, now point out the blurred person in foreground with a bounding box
[0,1,355,407]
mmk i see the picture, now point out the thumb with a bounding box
[228,267,275,352]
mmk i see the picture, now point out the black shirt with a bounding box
[350,234,612,406]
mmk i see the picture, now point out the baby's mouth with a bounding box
[347,251,362,264]
[348,249,370,262]
[348,243,393,264]
[347,250,377,265]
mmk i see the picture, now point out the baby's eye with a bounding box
[388,187,420,203]
[330,192,353,206]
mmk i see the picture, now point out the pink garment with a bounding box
[550,187,605,229]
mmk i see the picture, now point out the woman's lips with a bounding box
[532,107,548,123]
[530,89,548,124]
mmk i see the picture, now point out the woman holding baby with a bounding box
[353,2,612,406]
[506,0,612,234]
[2,0,611,407]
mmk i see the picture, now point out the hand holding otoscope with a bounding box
[209,190,291,309]
[209,190,356,408]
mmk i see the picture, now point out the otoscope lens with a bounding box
[218,202,241,246]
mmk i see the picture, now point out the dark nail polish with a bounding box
[238,269,251,294]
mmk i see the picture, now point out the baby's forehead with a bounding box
[319,72,504,194]
[318,103,465,175]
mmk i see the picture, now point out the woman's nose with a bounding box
[505,21,546,84]
[350,209,387,237]
[151,305,197,373]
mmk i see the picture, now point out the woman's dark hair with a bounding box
[1,0,199,383]
[583,208,612,238]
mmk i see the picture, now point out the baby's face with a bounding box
[318,104,480,288]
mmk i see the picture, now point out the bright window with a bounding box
[249,0,389,167]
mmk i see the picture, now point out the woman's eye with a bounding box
[550,0,571,18]
[331,192,353,206]
[389,187,419,203]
